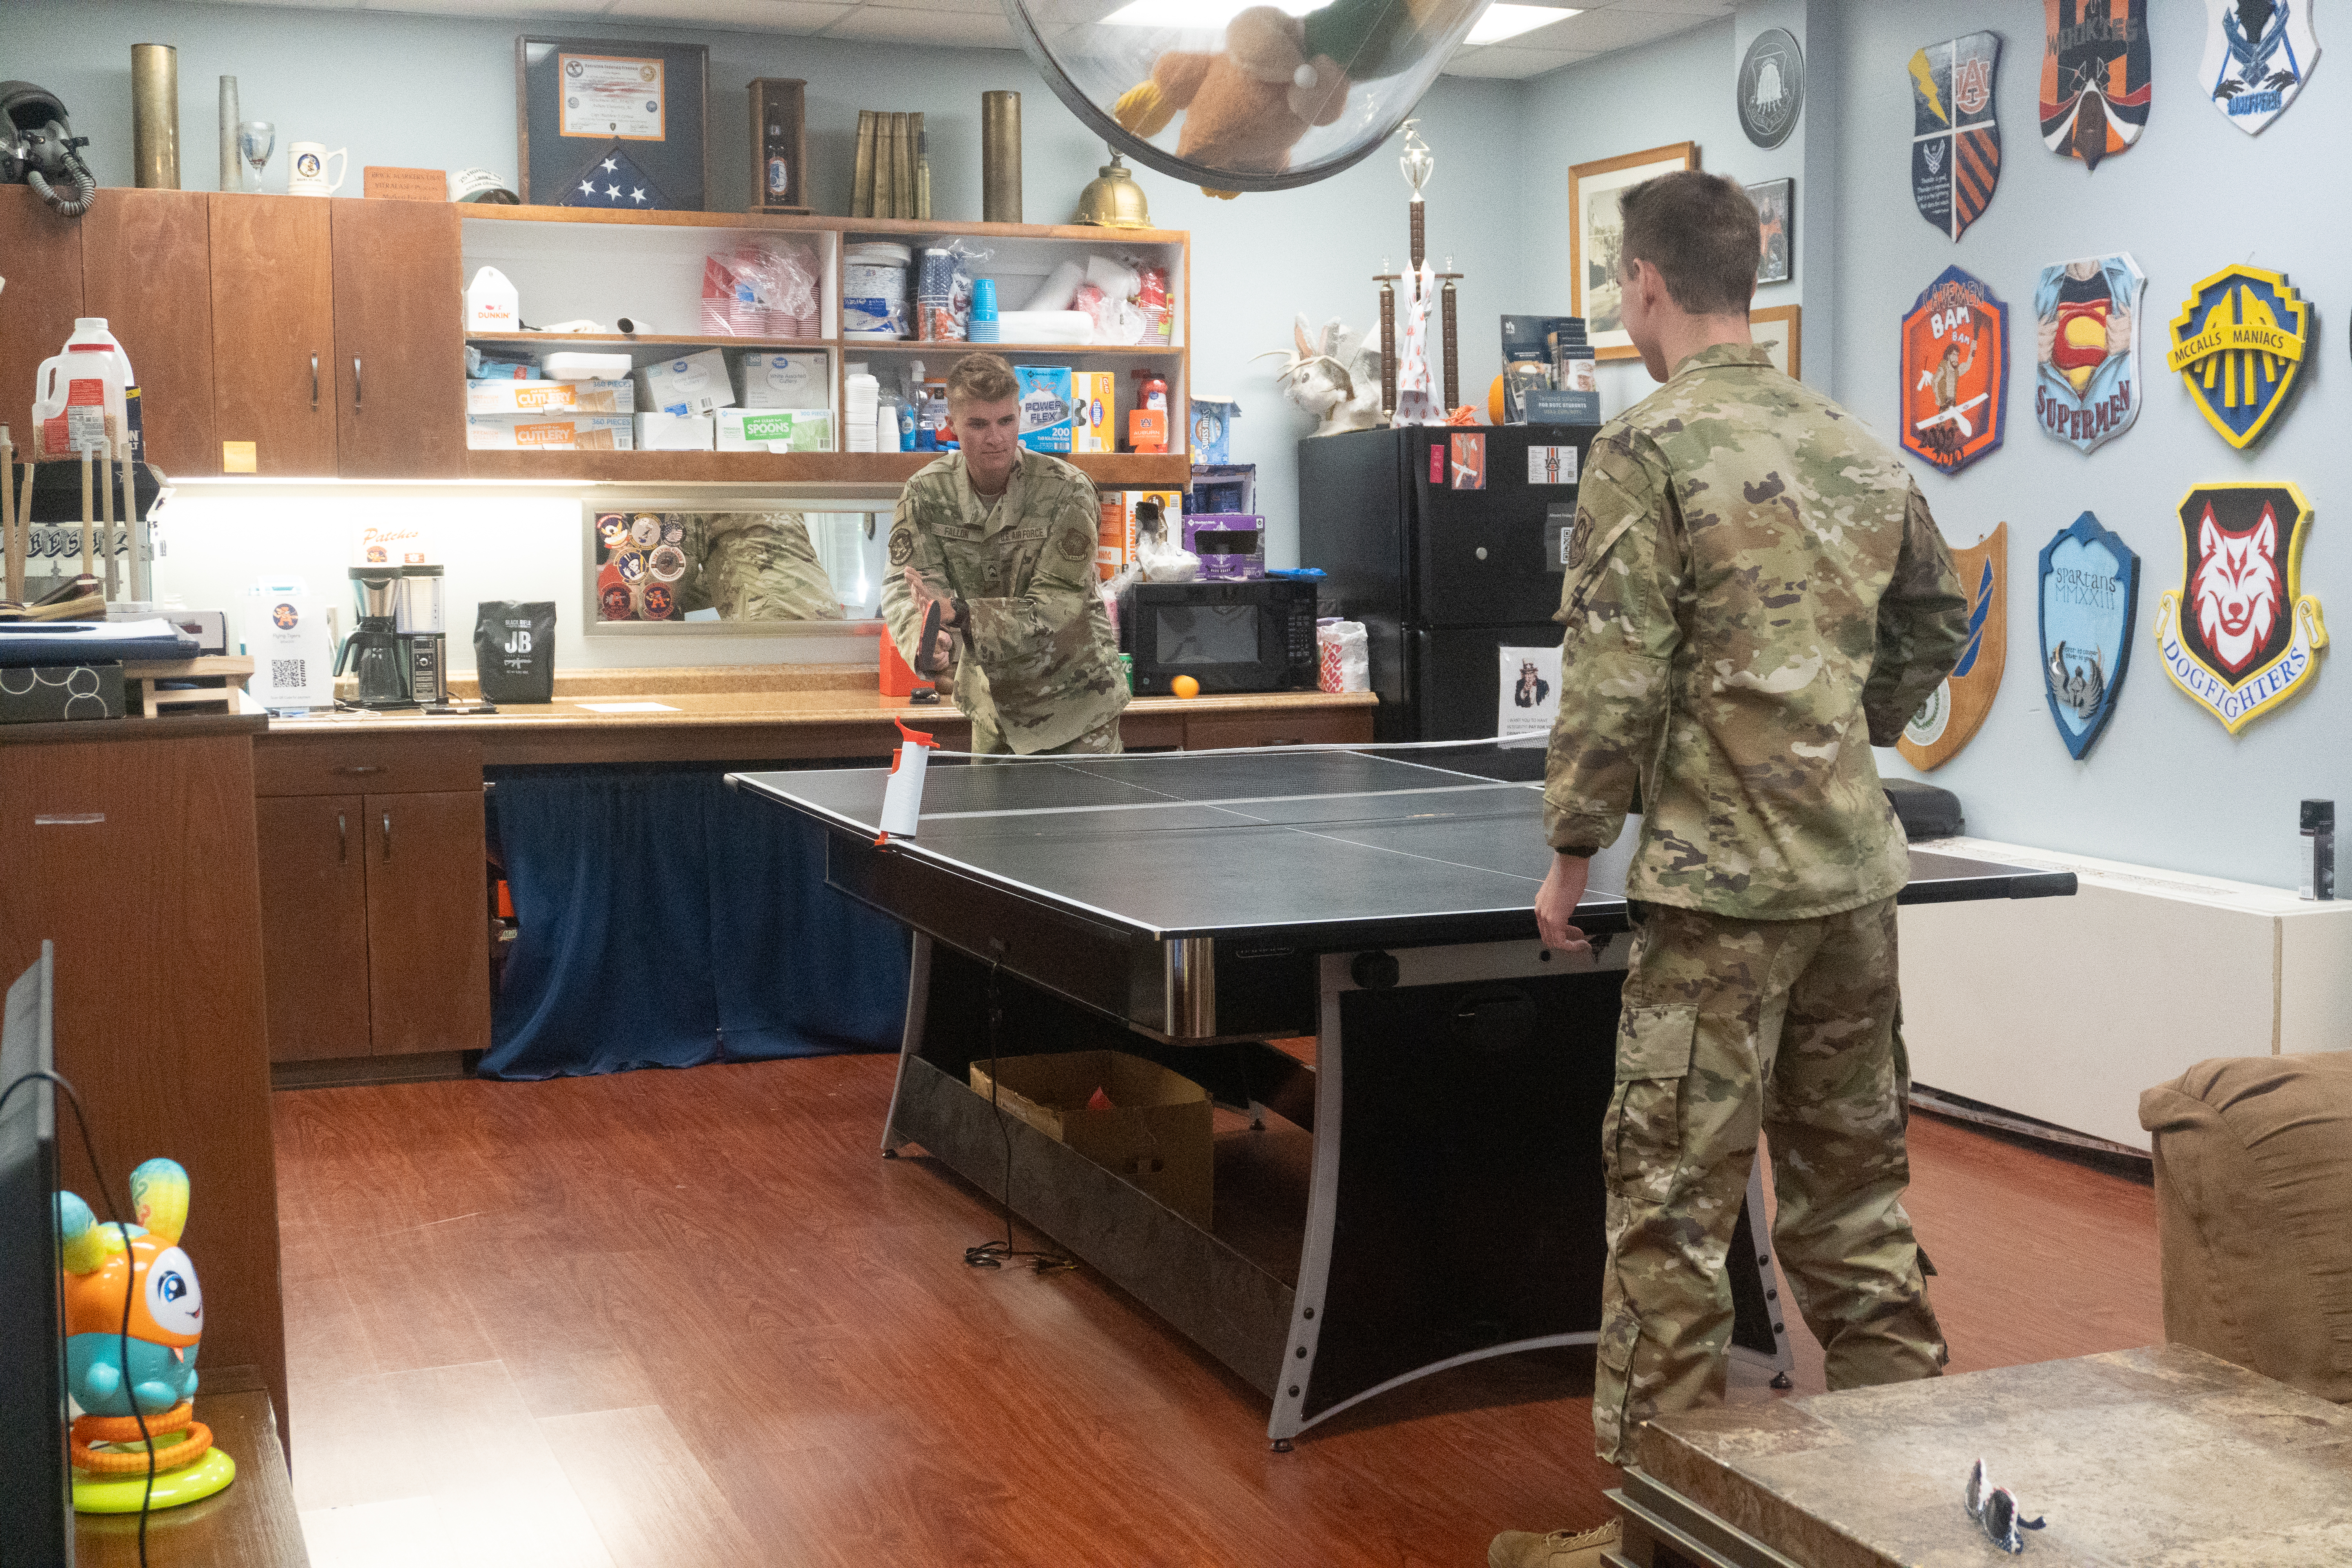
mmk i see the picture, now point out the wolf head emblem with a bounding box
[2194,502,2281,675]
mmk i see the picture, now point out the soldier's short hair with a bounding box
[1617,171,1760,317]
[946,352,1020,407]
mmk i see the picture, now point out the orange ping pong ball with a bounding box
[1171,675,1201,699]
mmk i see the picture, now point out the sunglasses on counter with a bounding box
[1964,1458,2049,1555]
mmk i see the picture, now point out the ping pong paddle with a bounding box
[913,598,946,678]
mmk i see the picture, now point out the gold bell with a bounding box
[1076,149,1152,229]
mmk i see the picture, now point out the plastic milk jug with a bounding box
[465,267,521,334]
[32,318,135,459]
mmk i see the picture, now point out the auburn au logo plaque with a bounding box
[1911,32,2002,240]
[2166,265,2310,449]
[1901,267,2010,475]
[1901,523,2008,771]
[2039,512,2139,759]
[2154,483,2326,733]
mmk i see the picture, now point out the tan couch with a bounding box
[2138,1054,2352,1404]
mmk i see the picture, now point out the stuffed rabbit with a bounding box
[1258,314,1385,438]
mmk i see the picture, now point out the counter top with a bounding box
[0,711,270,746]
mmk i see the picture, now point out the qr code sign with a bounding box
[271,659,307,689]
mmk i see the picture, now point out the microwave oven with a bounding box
[1117,578,1319,695]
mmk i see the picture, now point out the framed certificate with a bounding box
[518,35,709,211]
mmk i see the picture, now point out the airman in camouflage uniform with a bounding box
[1544,345,1969,1466]
[882,446,1129,754]
[676,512,846,622]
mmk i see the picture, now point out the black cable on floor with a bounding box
[1,1067,155,1568]
[962,949,1074,1275]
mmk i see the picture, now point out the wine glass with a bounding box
[238,120,275,191]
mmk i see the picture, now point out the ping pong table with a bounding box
[730,746,2075,1445]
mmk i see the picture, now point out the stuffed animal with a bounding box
[1257,314,1386,438]
[1114,0,1468,196]
[58,1158,205,1420]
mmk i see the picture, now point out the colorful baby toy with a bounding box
[56,1158,236,1511]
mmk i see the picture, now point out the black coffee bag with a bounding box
[475,601,556,704]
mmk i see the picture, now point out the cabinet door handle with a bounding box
[311,352,319,409]
[333,764,385,775]
[338,811,348,864]
[381,811,392,862]
[353,357,363,411]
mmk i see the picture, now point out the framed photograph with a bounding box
[1748,177,1792,286]
[1570,142,1699,360]
[518,35,710,211]
[1751,303,1802,379]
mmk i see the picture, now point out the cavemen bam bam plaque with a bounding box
[1901,267,2010,475]
[2154,483,2326,733]
[2035,253,2144,455]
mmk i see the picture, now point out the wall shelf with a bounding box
[470,332,838,351]
[463,448,1192,486]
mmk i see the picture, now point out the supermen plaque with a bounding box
[2039,512,2139,758]
[2155,483,2325,733]
[1900,523,2007,772]
[2041,1,2151,169]
[1901,267,2010,475]
[2034,253,2143,454]
[1910,32,2002,240]
[2165,266,2310,449]
[2202,0,2320,134]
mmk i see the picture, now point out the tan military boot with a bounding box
[1486,1517,1622,1568]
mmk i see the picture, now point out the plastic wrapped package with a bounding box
[701,241,823,338]
[1318,619,1369,693]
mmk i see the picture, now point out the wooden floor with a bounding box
[273,1054,2163,1568]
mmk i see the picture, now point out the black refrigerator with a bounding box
[1298,423,1602,742]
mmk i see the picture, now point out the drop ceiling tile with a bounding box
[862,0,1006,13]
[1443,45,1596,79]
[356,0,613,16]
[603,0,851,27]
[822,6,1017,45]
[1530,6,1717,50]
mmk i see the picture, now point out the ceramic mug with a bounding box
[287,142,348,197]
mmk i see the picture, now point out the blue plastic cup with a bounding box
[972,278,998,321]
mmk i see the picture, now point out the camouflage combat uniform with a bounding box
[678,512,845,622]
[1544,342,1971,1464]
[882,448,1129,755]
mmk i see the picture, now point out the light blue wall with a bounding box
[1831,0,2348,889]
[0,0,1524,571]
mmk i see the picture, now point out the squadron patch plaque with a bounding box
[1901,267,2011,475]
[2042,0,2151,169]
[1911,32,2002,240]
[2166,265,2310,449]
[1901,524,2008,771]
[2039,512,2139,758]
[2035,252,2144,455]
[2203,0,2319,134]
[2154,483,2325,732]
[1739,28,1806,149]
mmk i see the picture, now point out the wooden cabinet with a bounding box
[0,724,287,1448]
[81,190,216,476]
[255,794,370,1062]
[211,194,336,476]
[364,790,490,1054]
[0,187,83,443]
[254,735,489,1062]
[331,200,464,478]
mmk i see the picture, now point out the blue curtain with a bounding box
[481,770,908,1079]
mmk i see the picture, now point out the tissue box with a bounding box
[968,1051,1212,1229]
[717,408,833,452]
[466,378,634,414]
[1070,370,1117,454]
[465,413,635,450]
[634,412,716,451]
[1015,365,1074,452]
[636,348,735,416]
[0,664,125,724]
[737,351,831,409]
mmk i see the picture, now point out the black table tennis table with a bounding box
[731,746,2074,1446]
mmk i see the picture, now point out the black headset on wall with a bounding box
[0,80,95,218]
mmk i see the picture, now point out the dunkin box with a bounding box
[1096,488,1183,580]
[969,1051,1211,1229]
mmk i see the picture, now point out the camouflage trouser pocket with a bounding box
[1607,1004,1698,1203]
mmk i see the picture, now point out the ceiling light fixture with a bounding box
[1464,5,1583,46]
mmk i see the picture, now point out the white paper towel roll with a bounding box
[1022,259,1085,313]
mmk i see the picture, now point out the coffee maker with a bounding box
[336,565,414,708]
[396,563,446,706]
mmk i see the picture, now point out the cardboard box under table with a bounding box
[970,1051,1211,1229]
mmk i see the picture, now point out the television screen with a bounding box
[0,943,70,1568]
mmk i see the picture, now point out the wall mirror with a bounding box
[584,501,896,633]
